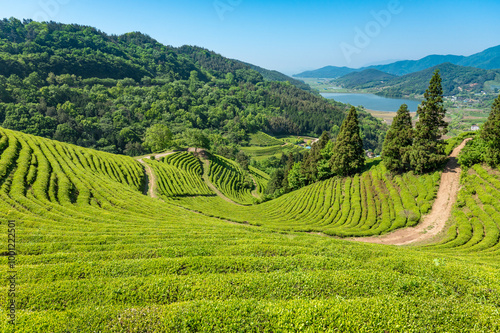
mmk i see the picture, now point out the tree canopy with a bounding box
[329,107,365,176]
[144,124,172,153]
[480,94,500,167]
[407,70,448,174]
[382,104,413,173]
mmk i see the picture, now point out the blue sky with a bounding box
[2,0,500,74]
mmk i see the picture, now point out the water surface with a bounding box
[321,93,420,112]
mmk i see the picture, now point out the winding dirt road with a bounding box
[137,158,158,198]
[353,139,471,246]
[137,150,244,206]
[136,152,175,199]
[199,159,244,206]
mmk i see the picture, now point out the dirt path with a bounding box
[153,151,176,159]
[135,151,257,230]
[200,159,244,206]
[136,151,177,198]
[353,138,471,246]
[137,158,158,199]
[136,149,244,206]
[249,174,260,199]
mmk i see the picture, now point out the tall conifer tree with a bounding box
[407,70,448,173]
[382,104,413,173]
[481,94,500,167]
[330,107,365,176]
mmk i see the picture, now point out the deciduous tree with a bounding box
[144,123,172,153]
[287,162,306,190]
[184,128,210,151]
[302,131,331,183]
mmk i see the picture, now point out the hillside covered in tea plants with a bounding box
[0,125,499,332]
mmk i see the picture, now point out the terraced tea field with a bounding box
[239,144,304,161]
[174,162,441,237]
[0,127,499,332]
[248,131,285,146]
[430,164,500,257]
[144,152,213,198]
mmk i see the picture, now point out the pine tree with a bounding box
[481,94,500,167]
[406,70,448,174]
[330,107,365,176]
[382,104,413,173]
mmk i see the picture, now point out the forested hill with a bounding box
[173,45,311,91]
[241,62,313,92]
[0,21,186,81]
[334,69,397,88]
[0,18,310,90]
[366,63,499,97]
[0,18,387,155]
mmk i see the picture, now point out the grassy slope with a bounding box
[0,127,499,332]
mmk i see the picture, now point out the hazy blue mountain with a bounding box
[362,59,403,66]
[294,45,500,78]
[364,63,498,97]
[370,55,466,76]
[294,66,358,78]
[458,45,500,69]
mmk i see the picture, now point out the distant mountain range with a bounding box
[294,45,500,78]
[335,63,500,97]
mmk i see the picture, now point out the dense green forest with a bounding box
[242,62,313,91]
[0,18,387,156]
